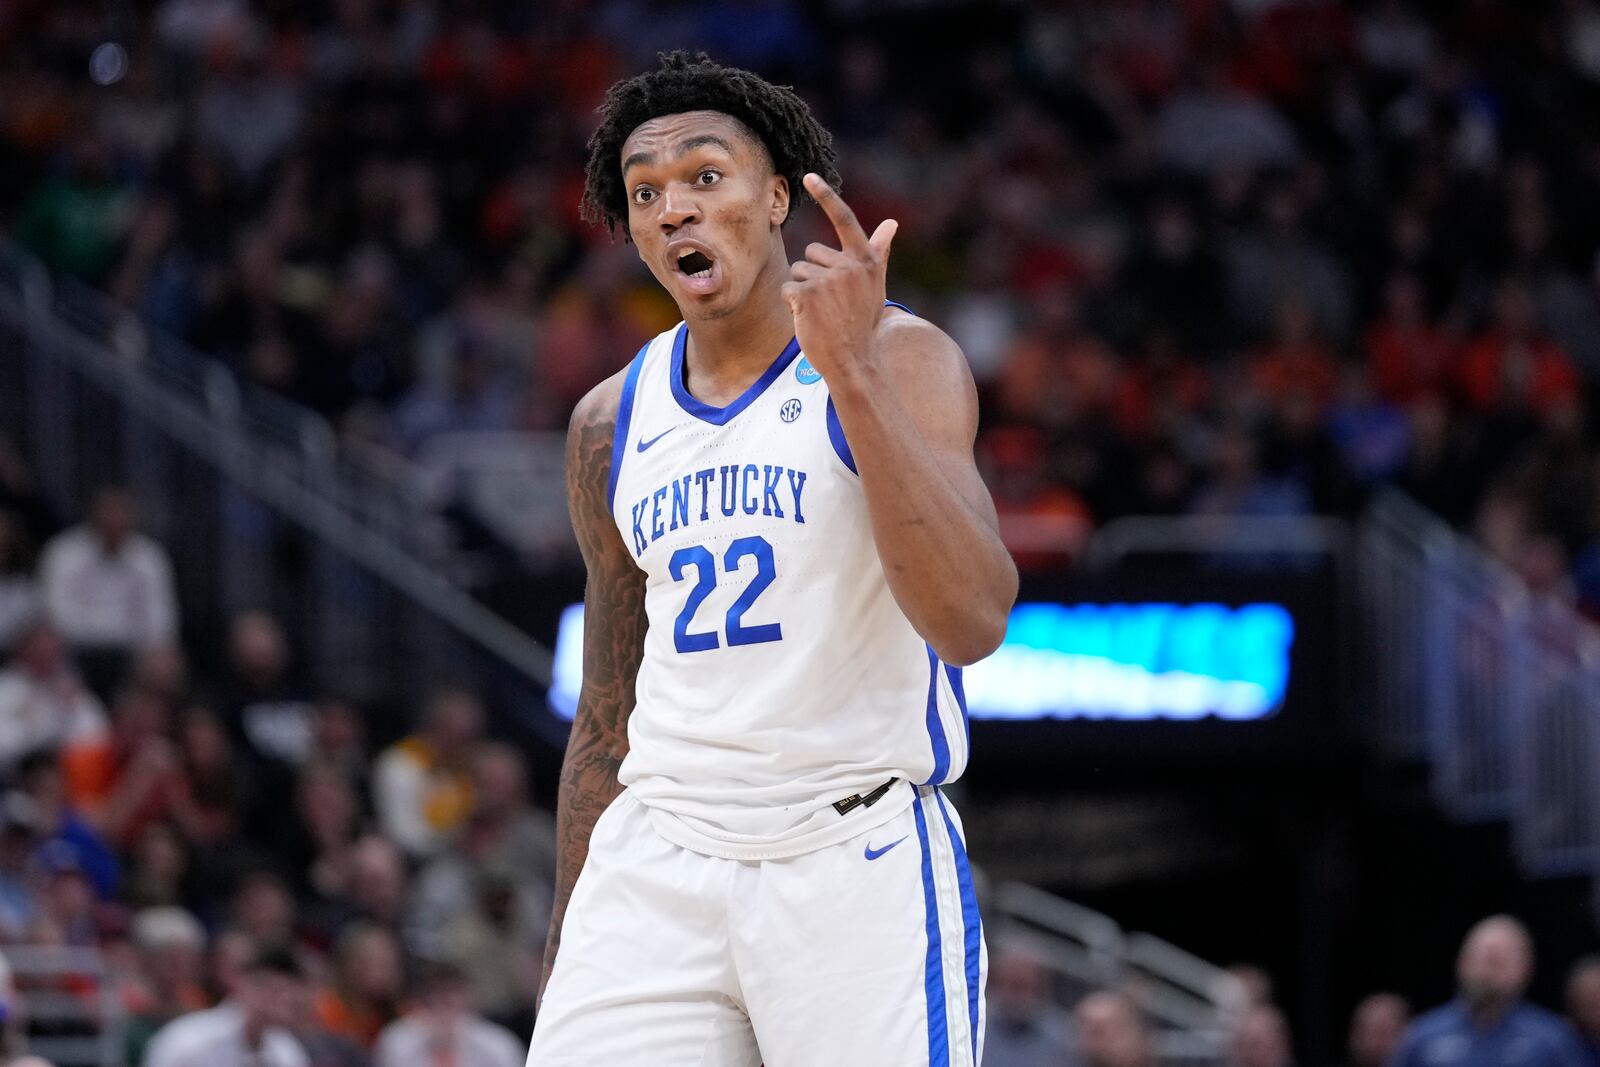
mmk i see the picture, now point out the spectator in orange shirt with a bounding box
[1457,278,1581,415]
[1365,271,1457,405]
[1114,327,1211,443]
[314,922,404,1049]
[995,291,1119,432]
[1250,294,1341,414]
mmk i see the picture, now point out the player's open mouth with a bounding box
[673,246,721,295]
[677,249,714,277]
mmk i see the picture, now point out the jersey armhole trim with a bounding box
[605,341,651,513]
[825,395,857,476]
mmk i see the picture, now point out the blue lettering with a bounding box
[741,464,761,515]
[719,466,739,517]
[761,465,785,518]
[630,499,648,556]
[670,476,690,532]
[786,469,808,524]
[694,468,715,521]
[651,486,668,541]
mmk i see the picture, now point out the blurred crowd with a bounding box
[0,470,552,1065]
[8,0,1600,604]
[5,0,1600,1061]
[2,457,1596,1067]
[987,915,1600,1067]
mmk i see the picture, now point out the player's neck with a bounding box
[681,259,794,384]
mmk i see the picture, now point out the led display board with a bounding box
[550,599,1302,724]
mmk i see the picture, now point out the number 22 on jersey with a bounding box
[667,535,782,653]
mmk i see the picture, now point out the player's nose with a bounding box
[657,183,701,232]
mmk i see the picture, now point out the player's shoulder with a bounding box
[568,365,631,441]
[866,303,975,414]
[874,303,955,351]
[872,304,968,380]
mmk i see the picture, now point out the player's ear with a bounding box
[769,174,789,227]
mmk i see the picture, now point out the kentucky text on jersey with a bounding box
[628,464,809,557]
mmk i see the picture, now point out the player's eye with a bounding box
[632,186,657,205]
[696,170,721,186]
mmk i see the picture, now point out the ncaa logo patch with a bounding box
[779,398,803,423]
[794,357,822,385]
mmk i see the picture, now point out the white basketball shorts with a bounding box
[526,785,986,1066]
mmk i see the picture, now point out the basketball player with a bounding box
[529,51,1018,1066]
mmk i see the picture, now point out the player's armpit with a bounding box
[541,371,649,1001]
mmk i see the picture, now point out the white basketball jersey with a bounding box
[606,311,970,860]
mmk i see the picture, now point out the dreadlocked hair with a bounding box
[581,50,841,238]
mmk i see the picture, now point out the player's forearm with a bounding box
[829,372,1017,665]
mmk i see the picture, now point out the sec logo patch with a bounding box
[779,398,803,423]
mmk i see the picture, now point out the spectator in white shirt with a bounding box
[143,945,310,1067]
[0,618,109,774]
[39,487,179,694]
[373,960,524,1067]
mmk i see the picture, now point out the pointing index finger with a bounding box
[804,173,871,255]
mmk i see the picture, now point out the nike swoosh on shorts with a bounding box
[863,836,909,861]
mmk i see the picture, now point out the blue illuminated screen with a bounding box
[963,602,1293,720]
[547,601,1295,722]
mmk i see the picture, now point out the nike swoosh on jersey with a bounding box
[636,427,676,452]
[864,835,910,861]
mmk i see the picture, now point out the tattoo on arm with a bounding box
[540,380,648,999]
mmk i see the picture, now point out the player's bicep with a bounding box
[565,377,648,741]
[876,316,1000,527]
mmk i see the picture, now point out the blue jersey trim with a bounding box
[825,396,858,475]
[946,664,969,750]
[818,300,911,475]
[937,790,982,1064]
[913,797,950,1066]
[671,323,802,426]
[920,645,950,786]
[605,341,651,513]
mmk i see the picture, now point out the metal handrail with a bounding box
[1123,931,1248,1030]
[1083,514,1350,570]
[990,881,1240,1036]
[1363,489,1600,904]
[0,243,554,687]
[994,880,1124,984]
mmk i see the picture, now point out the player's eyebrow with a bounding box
[622,134,735,175]
[675,134,733,157]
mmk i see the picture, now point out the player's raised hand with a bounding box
[782,173,898,387]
